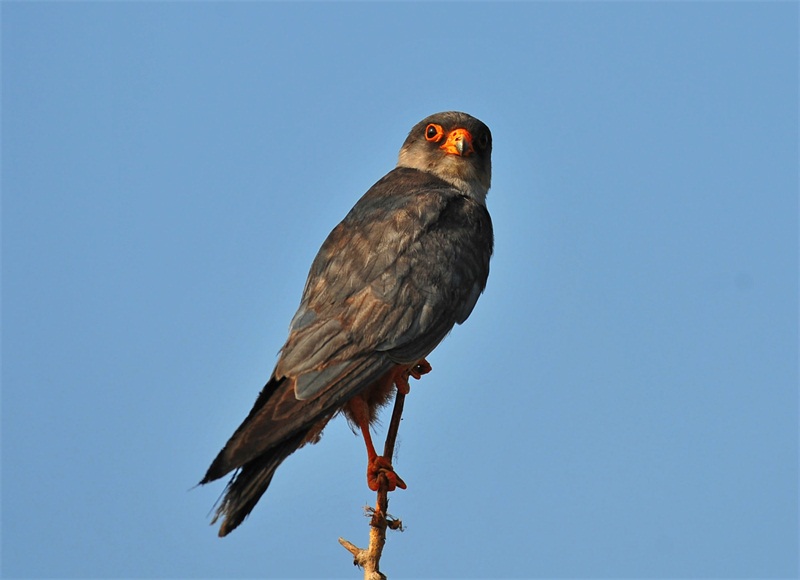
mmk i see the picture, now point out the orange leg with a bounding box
[347,358,432,491]
[349,394,406,492]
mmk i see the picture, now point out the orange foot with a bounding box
[393,358,433,395]
[367,455,407,492]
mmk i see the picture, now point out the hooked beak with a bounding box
[440,128,475,157]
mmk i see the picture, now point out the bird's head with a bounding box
[397,111,492,205]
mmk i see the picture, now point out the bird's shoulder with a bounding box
[343,166,458,222]
[332,166,490,248]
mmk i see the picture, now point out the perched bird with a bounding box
[201,111,494,536]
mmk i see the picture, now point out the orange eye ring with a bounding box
[425,123,444,142]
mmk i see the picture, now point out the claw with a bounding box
[394,358,433,394]
[410,359,432,380]
[368,455,407,492]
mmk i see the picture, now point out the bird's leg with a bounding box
[363,422,406,493]
[346,359,432,492]
[348,394,407,492]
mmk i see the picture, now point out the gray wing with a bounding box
[276,167,494,400]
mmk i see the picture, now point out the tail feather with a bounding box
[200,357,392,535]
[210,431,307,537]
[201,376,289,484]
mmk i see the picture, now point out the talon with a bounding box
[367,455,407,492]
[394,358,433,394]
[410,358,432,380]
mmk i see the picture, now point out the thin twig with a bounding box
[339,389,406,579]
[383,390,405,459]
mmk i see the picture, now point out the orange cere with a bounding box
[440,128,474,156]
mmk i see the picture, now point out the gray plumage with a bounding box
[201,111,493,536]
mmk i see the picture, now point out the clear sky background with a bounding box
[2,2,797,579]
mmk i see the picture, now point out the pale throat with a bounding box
[397,149,490,206]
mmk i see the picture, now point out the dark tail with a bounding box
[199,358,388,535]
[207,430,307,536]
[200,375,313,536]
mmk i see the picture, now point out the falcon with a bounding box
[201,111,493,536]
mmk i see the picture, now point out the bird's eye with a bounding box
[477,133,490,150]
[425,123,444,142]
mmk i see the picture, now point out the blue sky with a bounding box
[2,2,797,578]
